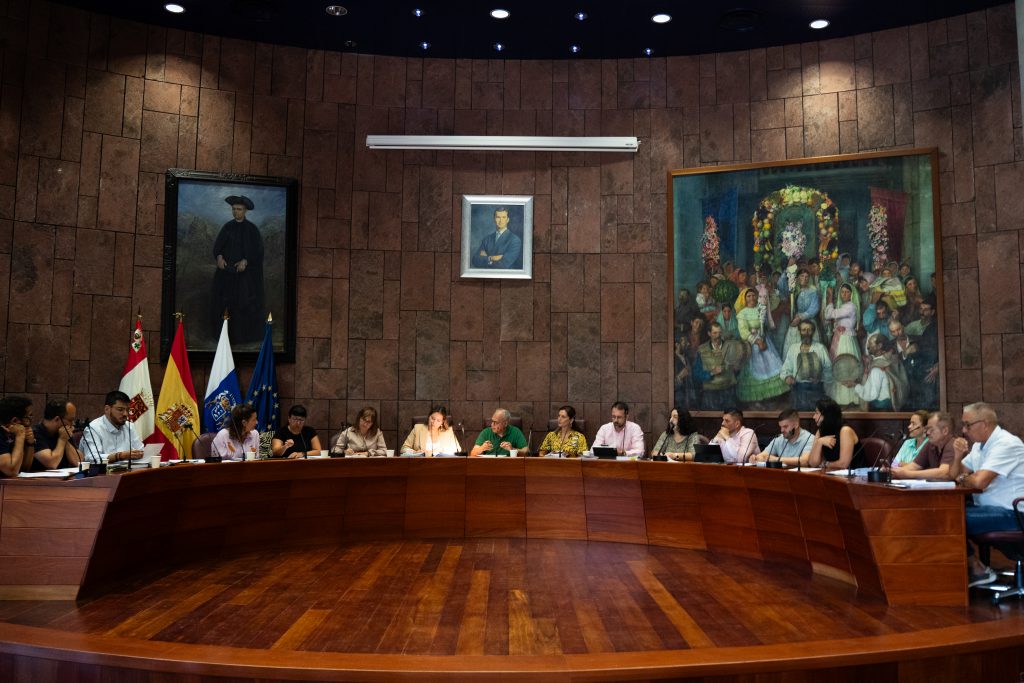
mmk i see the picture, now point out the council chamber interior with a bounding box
[0,0,1023,681]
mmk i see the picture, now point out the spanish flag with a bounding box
[153,316,199,460]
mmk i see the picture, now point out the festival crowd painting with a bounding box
[670,150,941,415]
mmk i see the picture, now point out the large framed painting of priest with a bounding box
[668,149,943,417]
[162,169,298,363]
[460,195,533,280]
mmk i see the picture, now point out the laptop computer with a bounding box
[592,446,618,460]
[692,443,725,464]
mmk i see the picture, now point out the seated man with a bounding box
[709,408,758,464]
[31,399,83,471]
[470,408,528,457]
[593,401,645,458]
[891,411,956,480]
[752,409,814,467]
[0,396,35,477]
[948,402,1024,587]
[81,390,144,465]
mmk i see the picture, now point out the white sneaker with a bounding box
[968,566,998,587]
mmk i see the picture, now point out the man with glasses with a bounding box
[471,408,528,456]
[0,396,35,477]
[594,401,645,458]
[891,411,956,480]
[948,402,1024,587]
[30,399,83,471]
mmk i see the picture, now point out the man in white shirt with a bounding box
[948,402,1024,587]
[593,401,644,458]
[81,391,144,465]
[709,408,758,464]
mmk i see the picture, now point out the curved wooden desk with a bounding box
[0,459,1012,682]
[0,459,967,606]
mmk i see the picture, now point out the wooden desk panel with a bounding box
[0,459,971,606]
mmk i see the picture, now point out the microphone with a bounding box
[125,416,133,471]
[59,420,83,467]
[298,431,308,459]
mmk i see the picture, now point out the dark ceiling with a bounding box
[54,0,1008,60]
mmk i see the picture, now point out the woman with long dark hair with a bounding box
[650,407,707,461]
[538,405,588,457]
[806,397,865,470]
[212,403,260,460]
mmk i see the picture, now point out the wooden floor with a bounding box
[0,538,1018,662]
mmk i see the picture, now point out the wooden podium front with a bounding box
[0,459,968,607]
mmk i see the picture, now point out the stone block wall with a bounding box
[0,0,1020,446]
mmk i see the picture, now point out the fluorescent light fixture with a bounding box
[366,135,640,153]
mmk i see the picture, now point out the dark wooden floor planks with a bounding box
[0,537,1016,659]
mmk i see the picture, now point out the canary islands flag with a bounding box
[203,319,241,432]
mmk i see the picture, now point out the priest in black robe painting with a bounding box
[212,195,265,342]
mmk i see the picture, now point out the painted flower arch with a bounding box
[751,185,839,269]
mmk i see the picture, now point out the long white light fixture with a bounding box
[365,135,640,153]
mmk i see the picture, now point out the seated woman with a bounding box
[806,397,866,471]
[538,405,588,457]
[892,409,930,466]
[400,405,461,456]
[212,404,260,461]
[331,406,387,457]
[271,404,322,458]
[650,408,706,461]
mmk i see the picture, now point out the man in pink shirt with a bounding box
[593,401,645,458]
[709,409,759,463]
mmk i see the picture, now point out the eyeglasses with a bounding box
[289,416,306,422]
[962,420,987,430]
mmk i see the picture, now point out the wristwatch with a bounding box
[956,473,969,486]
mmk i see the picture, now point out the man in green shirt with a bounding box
[471,408,528,456]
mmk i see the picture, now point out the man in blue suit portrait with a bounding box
[471,206,523,269]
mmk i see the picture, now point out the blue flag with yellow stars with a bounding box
[245,317,279,434]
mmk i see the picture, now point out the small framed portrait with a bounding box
[460,195,533,279]
[162,169,298,363]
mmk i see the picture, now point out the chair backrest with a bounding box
[410,415,457,431]
[545,418,586,435]
[859,436,895,468]
[191,432,216,459]
[482,414,523,429]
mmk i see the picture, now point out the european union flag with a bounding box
[245,317,279,434]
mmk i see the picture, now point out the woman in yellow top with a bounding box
[539,405,588,457]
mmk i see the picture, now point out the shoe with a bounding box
[968,566,998,587]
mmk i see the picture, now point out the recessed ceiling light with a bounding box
[325,5,347,17]
[574,11,587,21]
[809,18,829,29]
[164,3,185,13]
[651,13,671,24]
[412,8,423,17]
[494,42,505,52]
[343,39,357,48]
[490,8,510,19]
[419,41,430,50]
[644,47,653,56]
[570,44,581,53]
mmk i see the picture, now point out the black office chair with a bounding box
[191,432,216,459]
[970,497,1024,604]
[859,436,895,469]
